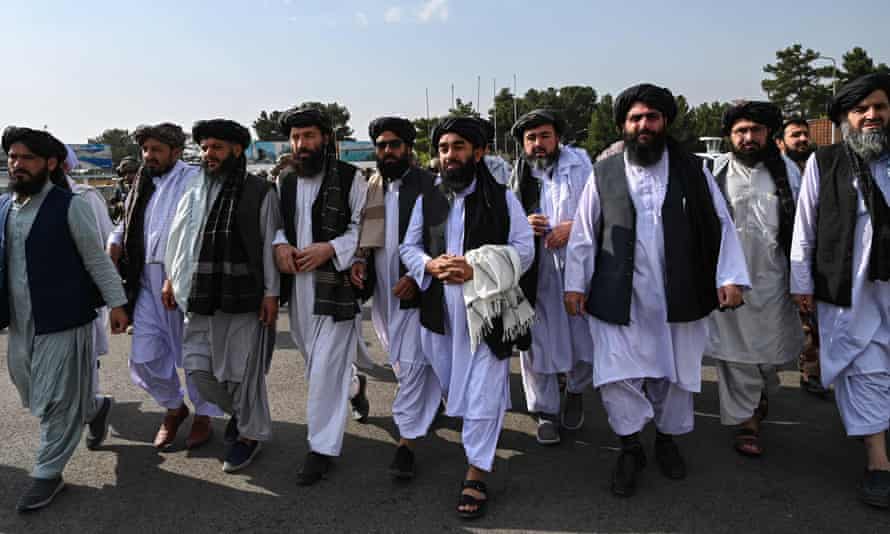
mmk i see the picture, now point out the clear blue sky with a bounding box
[2,0,888,143]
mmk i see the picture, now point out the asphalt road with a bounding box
[0,314,887,533]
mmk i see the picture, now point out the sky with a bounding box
[2,0,889,143]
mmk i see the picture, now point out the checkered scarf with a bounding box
[187,169,258,315]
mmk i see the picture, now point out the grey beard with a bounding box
[842,120,889,162]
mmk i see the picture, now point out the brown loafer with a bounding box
[186,415,213,449]
[153,404,189,449]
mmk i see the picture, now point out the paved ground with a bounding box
[0,314,887,533]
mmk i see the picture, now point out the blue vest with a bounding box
[0,186,103,335]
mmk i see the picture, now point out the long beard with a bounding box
[377,155,411,181]
[732,142,769,168]
[293,147,326,177]
[203,153,243,180]
[441,158,476,194]
[843,120,889,162]
[10,167,49,196]
[624,128,667,167]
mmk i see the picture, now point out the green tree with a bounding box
[411,116,440,159]
[448,98,480,118]
[88,128,140,166]
[762,44,833,119]
[253,102,354,141]
[690,101,730,139]
[487,88,520,156]
[669,95,700,152]
[839,46,890,85]
[583,94,621,158]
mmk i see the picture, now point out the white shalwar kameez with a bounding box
[108,160,221,417]
[791,151,890,436]
[400,178,534,470]
[519,146,594,416]
[706,155,804,425]
[273,170,368,456]
[366,179,436,440]
[565,150,750,437]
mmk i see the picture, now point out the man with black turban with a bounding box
[271,106,370,485]
[163,119,282,473]
[509,108,594,445]
[400,116,534,518]
[564,83,749,497]
[791,72,890,507]
[350,116,435,479]
[108,122,223,451]
[1,127,129,511]
[706,101,803,457]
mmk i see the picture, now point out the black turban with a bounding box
[721,101,783,135]
[1,126,67,161]
[368,116,416,145]
[475,118,495,145]
[279,107,333,135]
[132,122,186,148]
[511,108,566,141]
[828,73,890,125]
[613,83,678,125]
[431,117,486,148]
[192,119,252,149]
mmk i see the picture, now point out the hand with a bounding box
[793,294,814,314]
[350,262,367,289]
[108,243,122,267]
[295,242,335,272]
[109,306,129,334]
[442,256,473,284]
[718,284,743,310]
[275,244,300,274]
[528,213,551,237]
[161,279,178,310]
[393,275,419,300]
[564,291,586,316]
[259,295,279,327]
[545,220,572,250]
[425,254,455,279]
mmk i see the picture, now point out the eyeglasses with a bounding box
[375,139,404,150]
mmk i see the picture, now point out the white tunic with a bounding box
[564,150,750,392]
[400,178,535,419]
[707,155,803,365]
[369,179,423,367]
[523,145,594,374]
[790,151,890,386]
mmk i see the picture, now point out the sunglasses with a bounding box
[375,139,404,150]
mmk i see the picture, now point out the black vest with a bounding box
[587,149,721,325]
[359,166,434,308]
[235,174,274,312]
[419,173,523,358]
[0,187,104,334]
[512,158,542,308]
[812,144,890,306]
[279,160,359,319]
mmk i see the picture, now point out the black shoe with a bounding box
[350,375,370,423]
[224,416,239,445]
[16,477,65,512]
[222,440,261,473]
[655,437,687,480]
[561,391,585,430]
[86,396,113,450]
[859,469,890,508]
[297,451,331,486]
[389,445,416,480]
[611,445,646,497]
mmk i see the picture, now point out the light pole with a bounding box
[816,55,838,143]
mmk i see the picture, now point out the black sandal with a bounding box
[733,427,763,457]
[456,479,488,520]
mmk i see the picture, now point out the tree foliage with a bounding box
[88,128,140,166]
[253,102,354,141]
[762,44,833,118]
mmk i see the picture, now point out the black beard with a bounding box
[11,167,49,196]
[141,161,175,178]
[624,128,667,167]
[293,147,326,177]
[203,153,242,180]
[377,155,411,181]
[527,146,560,171]
[441,158,476,193]
[785,146,813,163]
[732,143,769,168]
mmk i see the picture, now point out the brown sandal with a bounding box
[734,427,763,457]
